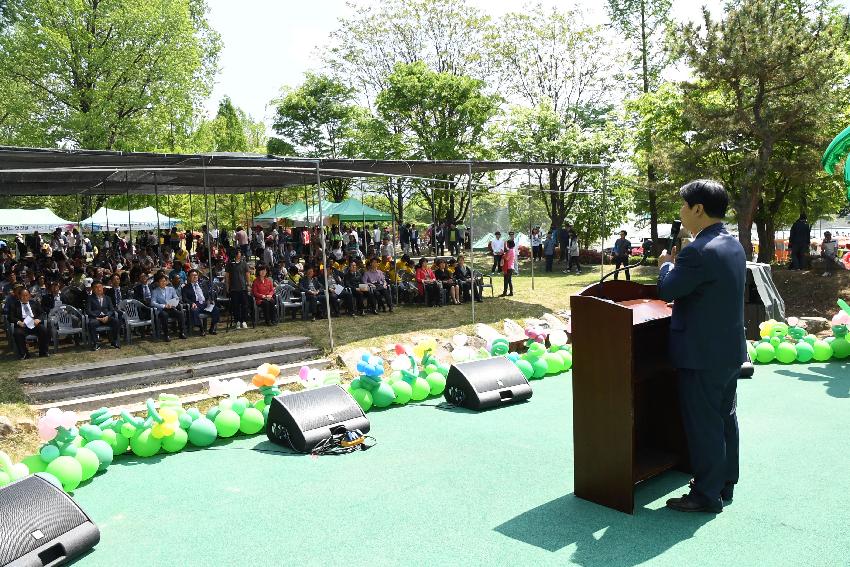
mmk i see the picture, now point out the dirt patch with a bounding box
[771,266,850,319]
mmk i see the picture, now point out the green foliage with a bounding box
[679,0,850,260]
[376,61,499,223]
[0,0,221,150]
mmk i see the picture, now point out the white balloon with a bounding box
[549,329,568,346]
[391,356,411,371]
[452,346,472,361]
[452,333,468,347]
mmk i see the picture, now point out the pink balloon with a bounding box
[38,423,58,442]
[299,366,310,381]
[833,311,850,326]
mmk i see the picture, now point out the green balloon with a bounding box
[830,337,850,359]
[560,351,573,371]
[803,334,817,345]
[349,378,362,390]
[0,471,9,488]
[515,359,534,379]
[206,406,221,422]
[188,417,218,447]
[525,343,546,360]
[372,382,396,407]
[130,429,161,458]
[46,456,82,492]
[746,342,757,360]
[74,447,100,481]
[426,372,446,396]
[84,440,113,471]
[231,398,248,416]
[775,342,797,364]
[755,342,776,363]
[214,409,241,438]
[391,380,412,404]
[253,399,266,413]
[161,428,189,453]
[21,454,47,474]
[795,341,814,363]
[531,358,548,379]
[812,340,833,362]
[542,352,562,375]
[239,408,265,435]
[349,388,373,412]
[410,377,431,401]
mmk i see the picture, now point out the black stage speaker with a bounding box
[266,385,370,453]
[0,475,99,567]
[444,357,533,410]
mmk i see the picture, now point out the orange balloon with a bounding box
[267,364,281,377]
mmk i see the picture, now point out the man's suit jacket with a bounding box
[182,281,214,307]
[86,294,117,320]
[41,294,62,313]
[10,300,44,326]
[657,222,746,370]
[106,286,127,306]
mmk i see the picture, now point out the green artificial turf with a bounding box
[68,362,850,567]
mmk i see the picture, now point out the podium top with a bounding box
[620,298,671,324]
[575,279,658,302]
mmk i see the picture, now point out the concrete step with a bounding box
[18,336,311,384]
[32,358,332,414]
[26,346,321,403]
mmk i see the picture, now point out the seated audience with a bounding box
[299,266,326,321]
[86,282,121,350]
[453,255,483,302]
[10,288,50,359]
[183,269,220,335]
[434,258,460,304]
[151,273,186,341]
[251,264,276,325]
[415,258,441,307]
[363,257,393,313]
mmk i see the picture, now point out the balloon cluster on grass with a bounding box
[507,328,573,380]
[348,344,449,412]
[0,363,341,493]
[750,300,850,364]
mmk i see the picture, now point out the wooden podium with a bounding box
[570,280,689,514]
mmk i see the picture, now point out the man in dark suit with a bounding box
[86,282,121,350]
[658,179,746,514]
[10,288,49,359]
[41,280,64,313]
[182,269,219,335]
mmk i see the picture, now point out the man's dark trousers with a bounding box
[677,366,739,502]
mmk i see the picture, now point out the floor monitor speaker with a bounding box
[266,384,370,453]
[0,474,99,567]
[444,357,533,410]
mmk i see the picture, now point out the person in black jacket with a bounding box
[41,280,64,313]
[453,255,483,303]
[86,282,121,350]
[133,271,153,306]
[299,266,326,321]
[327,266,356,317]
[105,273,128,307]
[10,288,49,359]
[182,269,220,335]
[788,214,811,270]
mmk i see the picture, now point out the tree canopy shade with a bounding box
[0,146,590,195]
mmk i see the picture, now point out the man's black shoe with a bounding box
[18,352,29,360]
[111,342,120,349]
[39,352,50,358]
[666,493,722,513]
[179,333,187,339]
[91,344,101,352]
[163,335,172,342]
[689,479,734,502]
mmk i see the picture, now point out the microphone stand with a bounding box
[597,249,651,299]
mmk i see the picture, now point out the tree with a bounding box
[324,0,490,104]
[376,61,499,225]
[0,0,220,150]
[487,6,624,229]
[268,73,362,201]
[607,0,674,253]
[679,0,850,261]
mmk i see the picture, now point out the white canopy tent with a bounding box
[79,206,180,231]
[0,208,75,235]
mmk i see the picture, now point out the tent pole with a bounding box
[126,172,132,252]
[600,167,607,279]
[528,167,534,291]
[315,162,334,351]
[154,173,161,257]
[361,179,366,255]
[468,161,475,324]
[202,156,212,272]
[304,185,310,226]
[389,179,398,305]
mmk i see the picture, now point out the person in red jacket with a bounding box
[251,264,276,325]
[500,239,516,297]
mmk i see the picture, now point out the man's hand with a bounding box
[17,321,24,328]
[659,246,678,266]
[34,319,41,326]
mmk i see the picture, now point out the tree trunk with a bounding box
[396,179,404,225]
[734,188,759,261]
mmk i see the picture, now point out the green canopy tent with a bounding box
[328,198,392,222]
[253,201,308,223]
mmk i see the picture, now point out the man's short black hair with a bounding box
[679,179,729,218]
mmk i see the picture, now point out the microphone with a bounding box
[668,220,682,251]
